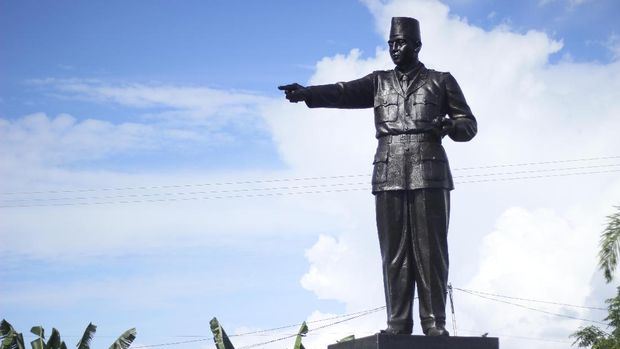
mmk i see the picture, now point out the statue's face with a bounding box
[388,35,419,68]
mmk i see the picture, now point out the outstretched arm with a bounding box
[278,73,375,109]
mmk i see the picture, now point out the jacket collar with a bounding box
[392,62,427,97]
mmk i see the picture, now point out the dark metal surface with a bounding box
[278,17,477,336]
[328,333,499,349]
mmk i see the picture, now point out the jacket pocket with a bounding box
[373,93,399,123]
[420,143,448,181]
[372,147,389,184]
[413,93,441,121]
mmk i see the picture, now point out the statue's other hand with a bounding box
[278,83,308,103]
[431,117,454,137]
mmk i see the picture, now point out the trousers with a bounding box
[375,189,450,333]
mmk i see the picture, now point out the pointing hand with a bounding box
[278,83,308,103]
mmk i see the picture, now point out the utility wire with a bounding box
[123,286,607,349]
[132,307,385,349]
[453,163,620,179]
[453,155,620,171]
[2,168,619,208]
[4,163,619,205]
[456,288,608,326]
[453,287,607,311]
[2,155,618,196]
[0,182,370,204]
[237,308,384,349]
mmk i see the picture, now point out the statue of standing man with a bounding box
[279,17,477,336]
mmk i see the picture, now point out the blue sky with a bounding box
[1,1,620,349]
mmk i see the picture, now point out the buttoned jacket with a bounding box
[305,63,477,192]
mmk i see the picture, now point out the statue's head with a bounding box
[388,17,422,68]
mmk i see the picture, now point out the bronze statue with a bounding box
[279,17,477,337]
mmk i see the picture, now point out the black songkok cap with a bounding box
[389,17,421,43]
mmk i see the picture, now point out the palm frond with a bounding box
[29,328,44,340]
[337,335,355,343]
[30,337,45,349]
[598,206,620,283]
[293,322,308,349]
[76,323,96,349]
[209,318,234,349]
[44,329,60,349]
[1,320,25,349]
[108,328,136,349]
[1,320,14,338]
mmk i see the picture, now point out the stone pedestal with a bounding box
[328,333,498,349]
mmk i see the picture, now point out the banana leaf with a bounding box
[44,329,60,349]
[293,322,308,349]
[30,326,45,349]
[1,320,26,349]
[76,323,96,349]
[209,318,234,349]
[336,335,355,343]
[29,328,44,340]
[108,328,136,349]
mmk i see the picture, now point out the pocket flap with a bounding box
[374,93,398,107]
[414,93,439,105]
[373,147,389,164]
[420,143,447,161]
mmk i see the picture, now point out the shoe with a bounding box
[380,327,411,335]
[423,326,449,337]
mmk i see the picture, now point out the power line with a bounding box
[0,182,369,204]
[456,288,609,326]
[4,163,619,205]
[2,155,618,196]
[453,155,620,171]
[455,168,620,184]
[453,163,620,179]
[119,286,609,349]
[1,168,618,208]
[454,287,607,311]
[132,307,385,349]
[237,308,384,349]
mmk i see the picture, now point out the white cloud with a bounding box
[31,79,269,118]
[0,113,156,167]
[274,0,620,347]
[604,33,620,60]
[3,1,620,348]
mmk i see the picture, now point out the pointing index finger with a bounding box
[278,84,297,91]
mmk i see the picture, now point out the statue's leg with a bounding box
[410,188,450,335]
[375,190,415,334]
[429,189,450,333]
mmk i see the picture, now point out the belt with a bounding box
[379,133,440,144]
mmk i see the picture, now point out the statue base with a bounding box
[328,333,498,349]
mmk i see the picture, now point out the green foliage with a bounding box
[571,287,620,348]
[0,321,134,349]
[44,329,61,349]
[30,326,45,349]
[76,323,97,349]
[293,322,308,349]
[209,318,235,349]
[599,206,620,283]
[336,335,355,343]
[1,320,25,349]
[108,328,136,349]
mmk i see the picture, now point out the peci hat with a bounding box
[389,17,421,43]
